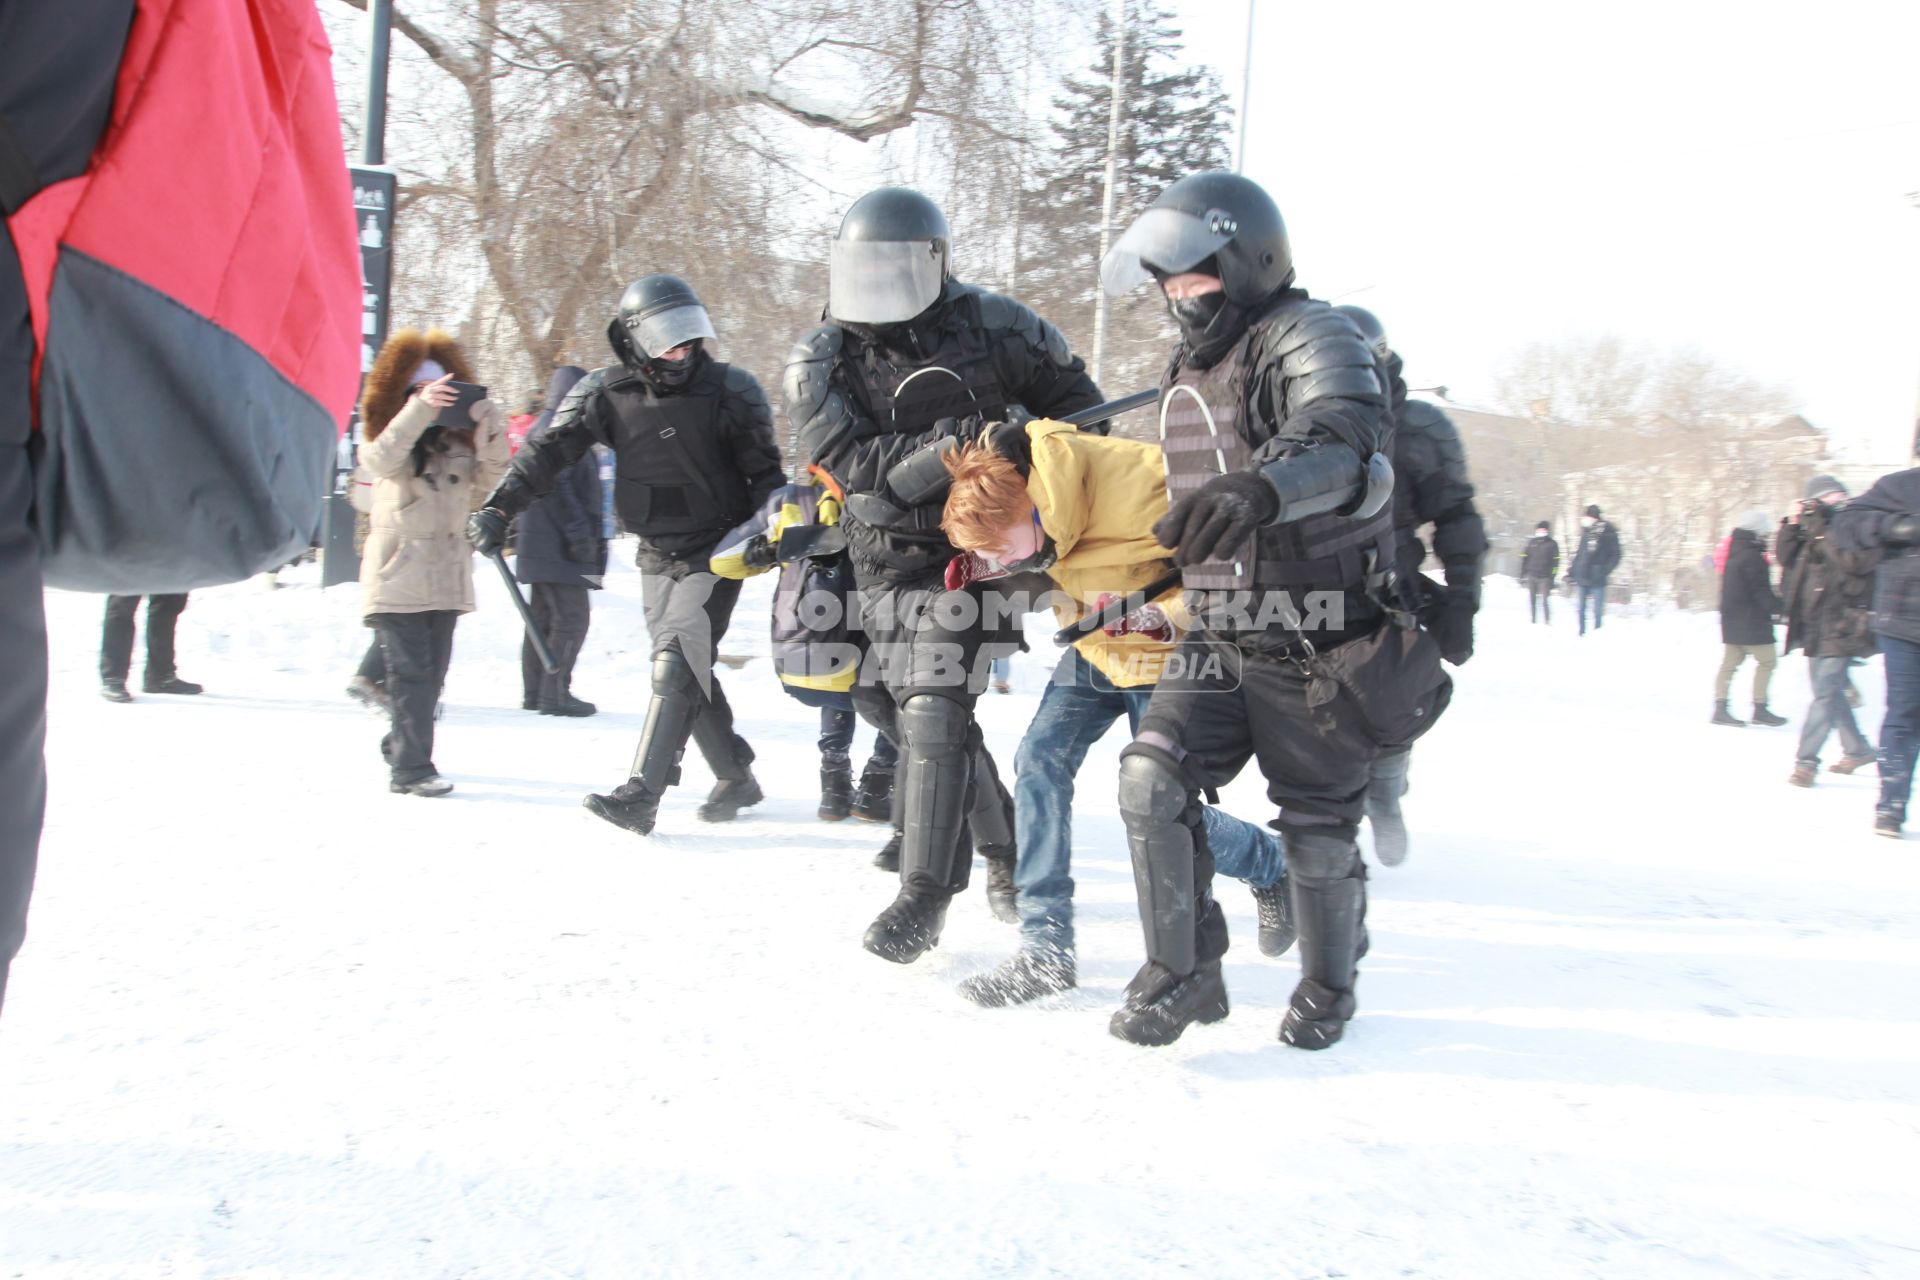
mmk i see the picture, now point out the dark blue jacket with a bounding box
[1833,466,1920,646]
[513,366,605,587]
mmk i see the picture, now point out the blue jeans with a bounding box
[1014,649,1285,958]
[1879,635,1920,818]
[1577,583,1606,634]
[1796,654,1871,769]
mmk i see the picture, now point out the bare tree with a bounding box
[328,0,1047,402]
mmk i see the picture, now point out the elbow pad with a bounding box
[1255,445,1393,524]
[885,436,961,507]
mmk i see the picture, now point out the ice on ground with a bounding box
[3,557,1917,1278]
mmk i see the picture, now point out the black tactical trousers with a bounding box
[372,611,458,785]
[522,582,592,707]
[1128,632,1380,973]
[640,571,750,778]
[99,592,188,683]
[852,580,1019,896]
[0,434,45,1016]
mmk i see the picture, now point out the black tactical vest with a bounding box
[1158,302,1399,626]
[842,294,1011,436]
[607,359,754,541]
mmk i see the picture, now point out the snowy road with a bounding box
[3,558,1917,1278]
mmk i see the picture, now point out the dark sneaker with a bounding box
[851,762,894,822]
[1109,961,1230,1046]
[818,766,853,822]
[1749,705,1788,727]
[983,852,1018,923]
[873,831,902,872]
[100,679,133,704]
[1250,878,1296,957]
[584,779,662,835]
[698,775,763,822]
[1874,810,1904,839]
[1279,977,1357,1050]
[1788,765,1816,788]
[958,950,1076,1007]
[390,774,454,797]
[862,890,949,964]
[142,675,203,695]
[1830,754,1876,775]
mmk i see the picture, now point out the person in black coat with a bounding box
[1520,521,1559,623]
[1713,511,1785,726]
[1569,504,1622,634]
[1832,464,1920,835]
[1778,474,1876,785]
[513,365,605,716]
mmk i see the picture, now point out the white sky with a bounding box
[1168,0,1920,461]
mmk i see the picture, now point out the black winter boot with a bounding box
[862,889,950,964]
[983,851,1018,923]
[873,830,902,872]
[1712,700,1746,727]
[100,679,133,703]
[850,760,895,822]
[1749,704,1787,727]
[1250,876,1296,957]
[698,775,764,822]
[958,948,1076,1007]
[818,765,853,821]
[143,674,203,695]
[540,693,598,717]
[1108,960,1230,1046]
[584,778,663,835]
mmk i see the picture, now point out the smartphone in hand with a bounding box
[434,381,488,428]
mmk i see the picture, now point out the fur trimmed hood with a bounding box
[361,327,475,440]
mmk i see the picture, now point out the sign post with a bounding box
[320,165,397,588]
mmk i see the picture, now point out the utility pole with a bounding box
[1236,0,1255,173]
[364,0,393,165]
[1091,0,1127,386]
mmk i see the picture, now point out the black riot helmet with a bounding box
[1335,305,1391,361]
[828,187,951,325]
[1101,172,1293,306]
[613,274,717,362]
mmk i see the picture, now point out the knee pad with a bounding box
[650,648,699,698]
[899,693,968,762]
[1117,743,1190,828]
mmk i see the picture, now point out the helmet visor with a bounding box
[1100,206,1236,297]
[829,238,945,324]
[628,303,716,359]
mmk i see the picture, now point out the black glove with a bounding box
[1151,470,1279,568]
[1427,587,1476,665]
[1884,512,1920,549]
[988,420,1033,472]
[742,534,778,569]
[567,537,599,566]
[468,508,510,555]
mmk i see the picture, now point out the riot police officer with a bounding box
[1336,305,1487,866]
[785,187,1104,964]
[1100,172,1451,1050]
[470,275,783,834]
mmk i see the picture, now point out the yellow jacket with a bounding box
[1024,419,1181,687]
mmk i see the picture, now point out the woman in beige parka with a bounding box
[357,328,507,796]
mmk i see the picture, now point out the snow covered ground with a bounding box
[3,555,1917,1278]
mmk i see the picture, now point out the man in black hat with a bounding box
[784,186,1105,964]
[1521,521,1559,623]
[471,275,783,834]
[1569,504,1621,634]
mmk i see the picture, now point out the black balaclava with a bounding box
[641,339,706,393]
[1157,257,1250,368]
